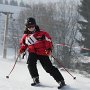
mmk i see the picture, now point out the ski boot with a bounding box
[31,77,40,86]
[58,80,66,89]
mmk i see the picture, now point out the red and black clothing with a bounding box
[19,25,64,83]
[20,30,52,56]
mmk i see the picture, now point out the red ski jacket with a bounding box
[19,30,53,56]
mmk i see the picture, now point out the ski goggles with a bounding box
[26,25,35,28]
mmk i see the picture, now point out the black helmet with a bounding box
[25,17,36,26]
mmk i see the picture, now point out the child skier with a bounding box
[19,17,65,89]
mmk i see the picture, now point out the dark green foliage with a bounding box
[78,0,90,56]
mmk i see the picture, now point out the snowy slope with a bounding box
[0,57,90,90]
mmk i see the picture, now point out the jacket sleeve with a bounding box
[19,34,28,54]
[44,32,53,50]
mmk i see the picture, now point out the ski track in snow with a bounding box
[0,58,90,90]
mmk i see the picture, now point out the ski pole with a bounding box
[51,55,76,79]
[6,54,20,79]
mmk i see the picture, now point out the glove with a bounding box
[45,48,52,56]
[19,48,25,54]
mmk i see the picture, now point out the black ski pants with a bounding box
[27,53,64,82]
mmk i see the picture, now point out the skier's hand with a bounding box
[18,48,25,54]
[45,48,52,56]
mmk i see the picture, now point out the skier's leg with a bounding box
[27,53,40,85]
[38,55,65,86]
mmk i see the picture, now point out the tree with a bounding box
[5,0,9,5]
[19,0,25,7]
[0,0,3,4]
[78,0,90,56]
[53,0,80,68]
[25,3,31,8]
[10,0,18,6]
[7,18,21,58]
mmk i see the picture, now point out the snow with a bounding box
[0,57,90,90]
[0,4,26,18]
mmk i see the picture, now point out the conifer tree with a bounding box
[0,0,3,4]
[5,0,9,5]
[78,0,90,56]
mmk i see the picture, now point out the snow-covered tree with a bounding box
[78,0,90,56]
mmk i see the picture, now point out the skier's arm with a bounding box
[44,32,53,55]
[19,34,28,54]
